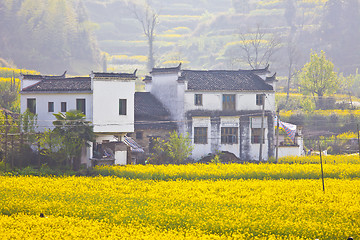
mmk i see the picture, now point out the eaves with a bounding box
[184,89,275,93]
[20,90,93,94]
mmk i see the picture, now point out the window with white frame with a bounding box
[76,99,86,115]
[119,99,127,115]
[195,94,202,106]
[61,102,67,112]
[256,94,265,106]
[27,98,36,114]
[223,94,235,110]
[48,102,54,112]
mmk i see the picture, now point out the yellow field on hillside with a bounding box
[0,175,359,239]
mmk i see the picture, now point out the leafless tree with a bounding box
[128,1,158,71]
[238,24,280,69]
[285,35,300,103]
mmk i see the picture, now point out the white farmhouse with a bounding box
[145,64,277,161]
[20,71,137,166]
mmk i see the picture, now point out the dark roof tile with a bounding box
[92,70,137,79]
[135,92,170,118]
[143,75,152,82]
[21,77,91,92]
[183,70,273,91]
[21,71,67,80]
[150,63,182,74]
[134,92,177,130]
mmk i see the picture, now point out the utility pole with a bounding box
[4,112,9,172]
[357,124,360,159]
[11,135,14,170]
[259,94,265,162]
[319,141,325,192]
[275,109,280,162]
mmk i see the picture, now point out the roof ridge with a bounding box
[92,71,137,78]
[150,63,182,74]
[22,71,67,80]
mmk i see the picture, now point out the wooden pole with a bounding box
[4,112,9,172]
[319,141,325,192]
[357,124,360,159]
[19,133,23,168]
[4,130,7,172]
[11,135,14,170]
[37,139,41,169]
[275,109,280,163]
[259,94,265,162]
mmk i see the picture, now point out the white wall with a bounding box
[218,117,240,157]
[184,92,275,112]
[21,79,41,90]
[150,73,184,123]
[248,140,269,160]
[20,93,92,132]
[95,135,119,143]
[278,146,302,158]
[115,151,127,165]
[248,116,269,160]
[190,115,271,161]
[144,81,152,92]
[81,143,93,168]
[92,79,134,133]
[191,117,211,160]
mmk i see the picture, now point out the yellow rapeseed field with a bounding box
[94,162,360,180]
[0,175,359,239]
[280,109,360,119]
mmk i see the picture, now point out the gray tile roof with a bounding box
[183,70,274,91]
[21,77,91,92]
[143,75,152,82]
[134,92,176,130]
[149,64,274,91]
[150,63,182,74]
[265,73,277,82]
[135,92,170,118]
[21,71,67,80]
[92,70,137,79]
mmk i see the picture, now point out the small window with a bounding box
[195,94,202,106]
[251,128,265,144]
[256,94,265,106]
[194,127,207,144]
[76,99,86,114]
[221,127,238,144]
[136,131,143,140]
[119,99,127,115]
[61,102,67,112]
[223,94,235,110]
[48,102,54,112]
[27,98,36,114]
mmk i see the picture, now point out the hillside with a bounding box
[0,0,101,75]
[2,0,360,80]
[82,0,337,77]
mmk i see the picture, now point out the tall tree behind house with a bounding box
[128,0,158,71]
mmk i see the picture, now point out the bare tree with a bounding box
[238,24,280,69]
[128,1,158,71]
[285,35,300,103]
